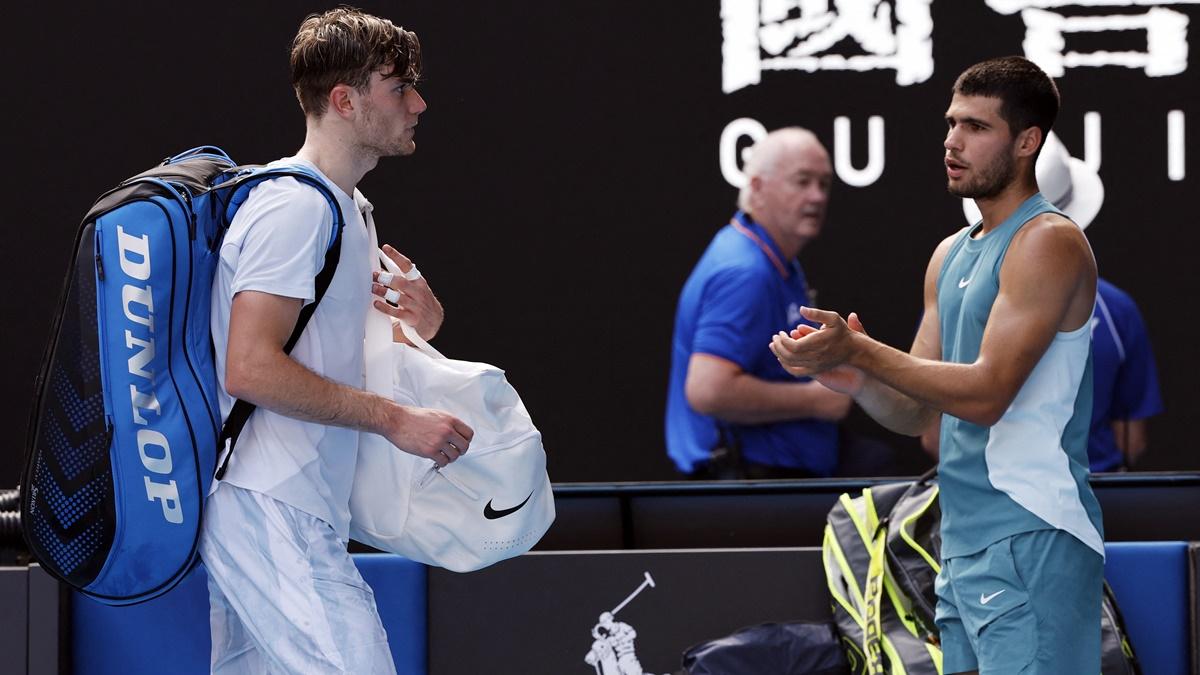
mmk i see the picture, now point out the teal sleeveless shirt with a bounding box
[936,193,1104,559]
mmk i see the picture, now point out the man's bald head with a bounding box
[738,128,827,211]
[737,127,833,258]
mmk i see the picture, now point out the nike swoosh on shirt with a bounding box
[958,277,972,288]
[980,589,1006,605]
[484,492,534,520]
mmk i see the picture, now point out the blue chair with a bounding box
[72,554,427,675]
[1105,541,1190,675]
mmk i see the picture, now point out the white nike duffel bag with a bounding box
[349,244,554,573]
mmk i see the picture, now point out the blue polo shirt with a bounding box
[1088,278,1163,471]
[664,211,838,475]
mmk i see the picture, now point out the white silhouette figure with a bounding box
[585,612,645,675]
[722,0,934,93]
[585,621,621,675]
[583,573,658,675]
[986,0,1197,77]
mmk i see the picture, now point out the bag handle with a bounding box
[362,212,461,489]
[376,248,444,359]
[362,206,443,403]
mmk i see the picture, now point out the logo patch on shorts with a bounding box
[980,589,1006,605]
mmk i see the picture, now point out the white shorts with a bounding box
[199,482,397,675]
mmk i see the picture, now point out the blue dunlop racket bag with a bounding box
[20,146,344,605]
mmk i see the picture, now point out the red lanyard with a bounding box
[730,219,790,278]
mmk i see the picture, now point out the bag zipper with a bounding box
[417,465,481,501]
[413,429,543,498]
[92,220,116,435]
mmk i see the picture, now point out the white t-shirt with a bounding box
[210,157,371,541]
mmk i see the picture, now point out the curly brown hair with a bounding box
[953,56,1059,154]
[289,6,422,117]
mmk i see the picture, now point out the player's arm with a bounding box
[774,215,1096,428]
[1109,301,1162,468]
[686,263,852,425]
[833,234,955,436]
[919,420,940,458]
[224,290,472,466]
[1112,418,1149,466]
[685,353,851,424]
[782,235,954,437]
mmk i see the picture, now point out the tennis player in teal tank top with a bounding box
[770,56,1104,674]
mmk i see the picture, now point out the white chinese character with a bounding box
[987,0,1200,77]
[722,0,934,93]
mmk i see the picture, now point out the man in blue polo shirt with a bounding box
[1091,278,1163,470]
[665,127,851,479]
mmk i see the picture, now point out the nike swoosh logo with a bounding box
[484,492,534,520]
[980,589,1006,605]
[958,277,971,288]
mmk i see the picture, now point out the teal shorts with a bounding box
[934,528,1103,674]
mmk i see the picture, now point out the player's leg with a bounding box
[1009,529,1103,674]
[934,561,979,675]
[200,482,396,674]
[206,568,271,674]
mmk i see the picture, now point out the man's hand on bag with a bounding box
[384,404,474,468]
[372,244,445,343]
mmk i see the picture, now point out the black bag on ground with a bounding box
[682,621,851,675]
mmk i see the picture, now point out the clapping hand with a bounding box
[772,310,869,396]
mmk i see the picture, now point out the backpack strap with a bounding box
[862,488,896,675]
[209,165,346,480]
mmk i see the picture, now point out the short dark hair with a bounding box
[289,7,422,117]
[953,56,1060,150]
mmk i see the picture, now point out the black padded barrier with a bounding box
[0,564,66,675]
[0,566,27,674]
[28,564,65,675]
[427,548,830,675]
[538,472,1200,551]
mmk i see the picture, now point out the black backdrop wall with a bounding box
[3,1,1196,486]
